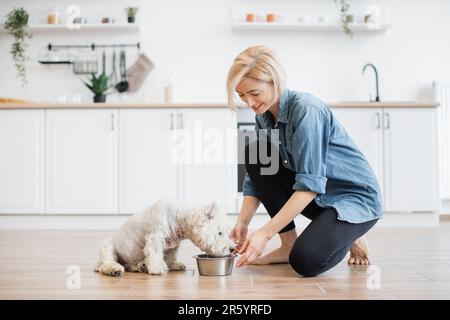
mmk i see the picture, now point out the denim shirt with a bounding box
[243,89,383,223]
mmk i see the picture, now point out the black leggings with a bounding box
[244,143,378,277]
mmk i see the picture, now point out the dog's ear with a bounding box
[204,201,218,220]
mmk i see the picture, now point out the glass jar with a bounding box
[47,9,60,25]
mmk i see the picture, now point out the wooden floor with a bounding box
[1,223,450,300]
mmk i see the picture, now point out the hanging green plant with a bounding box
[334,0,353,37]
[3,8,32,86]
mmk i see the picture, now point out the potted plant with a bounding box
[3,8,32,86]
[334,0,353,37]
[125,7,138,23]
[83,72,111,103]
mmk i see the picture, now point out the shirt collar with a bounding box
[261,88,289,127]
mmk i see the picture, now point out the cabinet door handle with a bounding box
[178,113,183,129]
[375,112,381,129]
[384,112,390,129]
[111,113,114,131]
[170,113,174,130]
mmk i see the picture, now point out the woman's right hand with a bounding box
[229,220,249,253]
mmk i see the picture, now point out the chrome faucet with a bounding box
[362,63,380,102]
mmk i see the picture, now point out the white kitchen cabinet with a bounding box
[0,110,44,213]
[176,109,237,213]
[45,109,118,214]
[0,107,236,217]
[383,108,439,212]
[118,109,177,213]
[119,108,236,214]
[332,107,439,213]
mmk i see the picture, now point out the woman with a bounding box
[226,45,383,277]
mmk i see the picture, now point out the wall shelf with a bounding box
[231,22,393,32]
[31,23,140,32]
[1,23,141,33]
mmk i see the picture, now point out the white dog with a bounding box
[94,198,235,277]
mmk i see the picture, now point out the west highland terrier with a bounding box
[94,199,235,276]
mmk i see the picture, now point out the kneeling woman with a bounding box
[227,45,383,277]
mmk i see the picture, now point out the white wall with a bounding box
[1,0,449,103]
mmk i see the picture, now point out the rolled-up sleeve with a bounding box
[291,106,329,194]
[242,173,258,197]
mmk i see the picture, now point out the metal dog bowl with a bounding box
[194,254,237,276]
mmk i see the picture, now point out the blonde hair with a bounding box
[226,45,286,111]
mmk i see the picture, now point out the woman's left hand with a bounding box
[235,229,271,267]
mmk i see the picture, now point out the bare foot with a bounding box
[252,246,291,265]
[348,236,371,265]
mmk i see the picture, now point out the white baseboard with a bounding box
[440,199,450,215]
[0,215,133,230]
[376,212,439,227]
[0,212,439,230]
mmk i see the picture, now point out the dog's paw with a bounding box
[137,261,147,273]
[147,264,167,275]
[147,269,167,275]
[97,261,125,277]
[168,261,186,271]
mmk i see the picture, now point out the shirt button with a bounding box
[284,160,288,164]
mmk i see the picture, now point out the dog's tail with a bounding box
[94,237,125,277]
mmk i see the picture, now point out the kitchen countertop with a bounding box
[329,101,439,108]
[0,102,230,109]
[0,101,440,109]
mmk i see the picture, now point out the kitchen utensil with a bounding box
[193,254,236,276]
[102,50,106,74]
[126,53,154,92]
[109,49,118,86]
[115,49,129,92]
